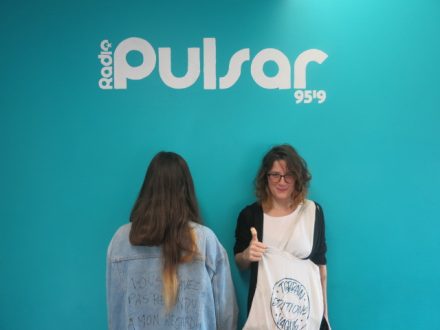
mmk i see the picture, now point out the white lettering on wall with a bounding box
[98,37,328,104]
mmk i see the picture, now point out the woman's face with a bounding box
[267,160,295,204]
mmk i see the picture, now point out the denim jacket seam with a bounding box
[111,254,160,262]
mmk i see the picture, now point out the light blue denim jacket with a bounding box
[107,222,238,330]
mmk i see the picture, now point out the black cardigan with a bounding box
[233,201,327,313]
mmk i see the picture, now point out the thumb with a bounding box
[250,227,258,242]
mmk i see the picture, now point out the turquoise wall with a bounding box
[1,0,439,329]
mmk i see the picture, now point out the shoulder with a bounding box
[191,222,223,250]
[107,223,131,258]
[300,200,326,230]
[191,222,218,243]
[238,201,262,219]
[303,199,324,215]
[235,202,262,235]
[191,222,227,262]
[307,200,325,224]
[312,200,323,213]
[111,223,131,242]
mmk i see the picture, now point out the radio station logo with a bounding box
[98,37,328,104]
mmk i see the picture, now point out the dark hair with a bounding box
[129,151,201,310]
[255,144,311,209]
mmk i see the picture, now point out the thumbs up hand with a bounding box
[250,227,258,242]
[244,227,267,262]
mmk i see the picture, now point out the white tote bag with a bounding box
[243,202,324,330]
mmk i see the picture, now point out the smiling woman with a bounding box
[234,144,330,330]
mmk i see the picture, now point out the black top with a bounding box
[233,201,327,313]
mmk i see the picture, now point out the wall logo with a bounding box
[98,37,328,104]
[271,278,310,330]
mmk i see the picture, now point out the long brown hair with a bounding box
[255,144,311,209]
[129,151,201,310]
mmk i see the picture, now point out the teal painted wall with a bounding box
[1,0,439,329]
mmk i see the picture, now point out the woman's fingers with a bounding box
[245,227,267,261]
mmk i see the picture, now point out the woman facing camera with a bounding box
[234,144,330,330]
[107,151,237,330]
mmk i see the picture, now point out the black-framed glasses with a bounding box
[267,172,294,183]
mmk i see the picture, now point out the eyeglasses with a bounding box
[267,172,294,184]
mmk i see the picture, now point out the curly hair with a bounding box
[255,144,311,209]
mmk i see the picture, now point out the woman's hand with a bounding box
[235,227,267,270]
[244,227,267,262]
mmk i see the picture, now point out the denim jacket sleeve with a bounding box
[106,234,115,329]
[208,232,238,330]
[106,227,125,330]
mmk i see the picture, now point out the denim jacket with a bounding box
[107,222,238,330]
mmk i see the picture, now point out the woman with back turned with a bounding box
[234,144,330,330]
[107,151,238,329]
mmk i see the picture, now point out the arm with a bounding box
[234,206,266,270]
[319,265,330,328]
[106,237,124,330]
[106,242,116,329]
[235,250,251,270]
[314,203,330,328]
[212,247,238,330]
